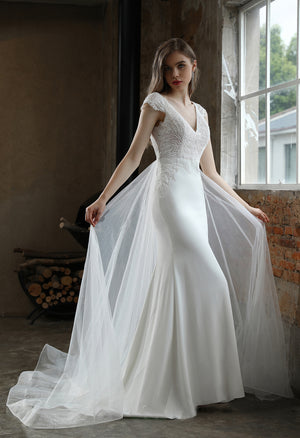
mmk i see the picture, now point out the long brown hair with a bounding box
[147,38,199,97]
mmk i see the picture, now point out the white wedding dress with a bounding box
[6,92,294,429]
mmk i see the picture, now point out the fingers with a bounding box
[94,209,102,225]
[85,207,96,226]
[251,207,270,224]
[257,209,269,223]
[85,206,104,227]
[260,210,269,223]
[91,210,99,227]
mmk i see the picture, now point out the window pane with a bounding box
[270,86,297,183]
[285,144,296,183]
[242,95,266,183]
[270,0,297,87]
[244,2,266,95]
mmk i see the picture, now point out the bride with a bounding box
[6,37,294,429]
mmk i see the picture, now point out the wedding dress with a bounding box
[6,91,294,429]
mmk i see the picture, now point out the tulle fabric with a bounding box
[6,159,294,429]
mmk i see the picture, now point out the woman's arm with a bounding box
[200,113,269,223]
[85,104,164,227]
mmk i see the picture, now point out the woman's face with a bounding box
[163,50,196,92]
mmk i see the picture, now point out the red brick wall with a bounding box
[236,190,300,285]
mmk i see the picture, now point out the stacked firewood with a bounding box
[15,249,86,316]
[26,265,83,309]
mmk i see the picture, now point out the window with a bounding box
[285,143,296,182]
[239,0,300,186]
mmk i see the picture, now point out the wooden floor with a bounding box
[1,317,300,438]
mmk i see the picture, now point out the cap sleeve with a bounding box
[197,103,208,119]
[140,92,165,113]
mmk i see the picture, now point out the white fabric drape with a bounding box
[6,160,294,429]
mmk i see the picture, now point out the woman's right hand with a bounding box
[85,197,107,227]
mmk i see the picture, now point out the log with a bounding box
[51,275,60,289]
[18,257,86,269]
[59,217,89,234]
[42,268,52,278]
[28,283,42,297]
[14,247,86,259]
[28,274,44,283]
[61,276,72,286]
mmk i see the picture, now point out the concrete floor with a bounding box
[1,317,300,438]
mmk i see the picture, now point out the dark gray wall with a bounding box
[0,1,118,315]
[139,0,223,172]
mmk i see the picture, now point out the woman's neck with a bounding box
[163,89,192,106]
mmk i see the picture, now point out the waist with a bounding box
[158,154,200,162]
[156,156,200,174]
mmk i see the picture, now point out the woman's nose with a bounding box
[172,68,179,78]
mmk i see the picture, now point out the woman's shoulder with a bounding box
[140,91,166,112]
[193,101,207,118]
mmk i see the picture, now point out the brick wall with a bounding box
[236,189,300,325]
[237,189,299,394]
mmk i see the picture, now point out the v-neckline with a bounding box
[159,93,198,134]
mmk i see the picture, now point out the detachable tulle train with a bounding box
[6,159,294,429]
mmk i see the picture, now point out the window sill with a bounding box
[236,184,300,191]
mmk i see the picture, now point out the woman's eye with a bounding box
[178,64,185,68]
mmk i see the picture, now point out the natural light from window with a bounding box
[239,0,300,186]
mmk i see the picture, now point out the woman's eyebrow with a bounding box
[163,60,186,67]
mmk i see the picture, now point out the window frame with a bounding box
[238,0,300,189]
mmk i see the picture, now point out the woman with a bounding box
[7,38,293,429]
[85,42,269,228]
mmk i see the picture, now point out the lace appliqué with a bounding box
[140,93,165,113]
[140,92,210,198]
[156,158,200,198]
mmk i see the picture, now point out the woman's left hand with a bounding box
[247,206,270,223]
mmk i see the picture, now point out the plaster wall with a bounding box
[139,0,223,172]
[0,2,118,315]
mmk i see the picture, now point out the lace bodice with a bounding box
[140,92,211,197]
[141,91,210,161]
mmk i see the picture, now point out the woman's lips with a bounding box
[172,81,182,85]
